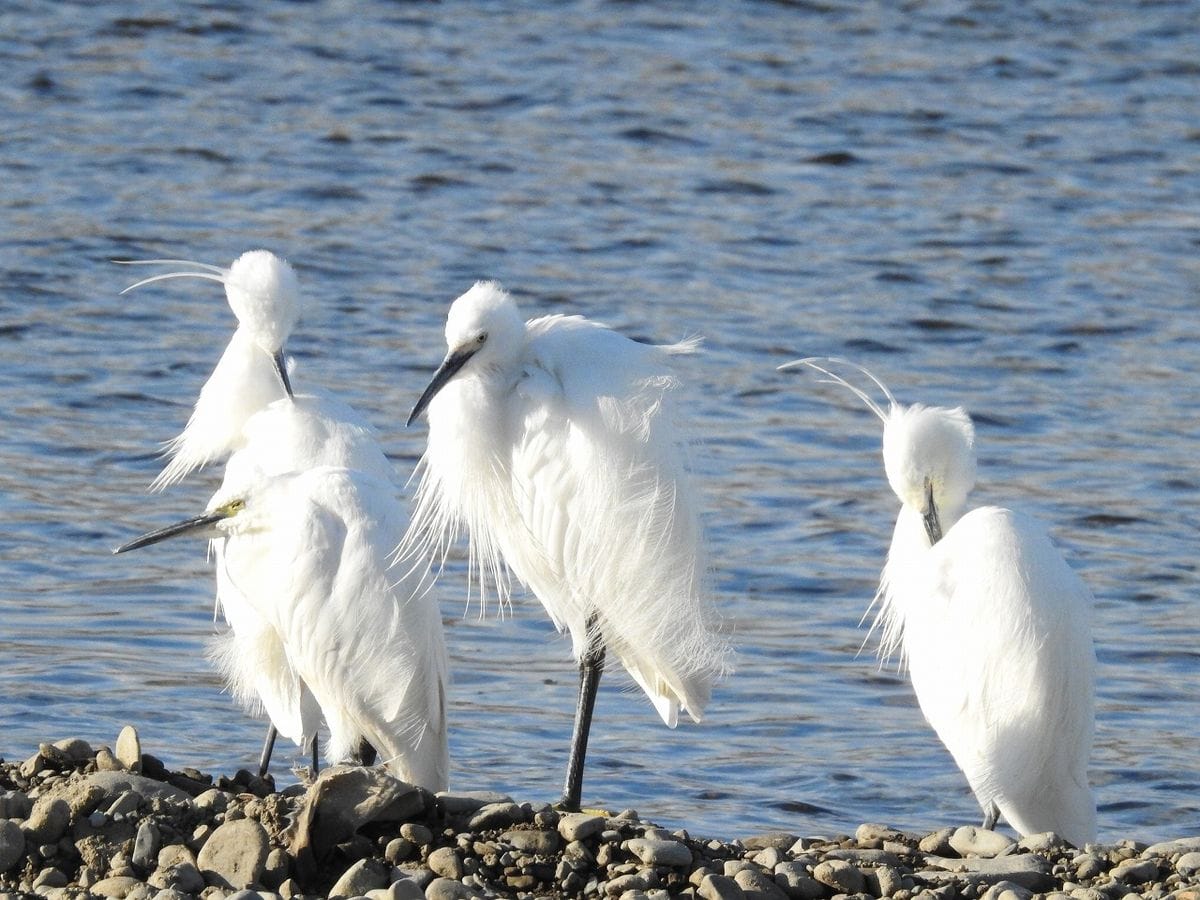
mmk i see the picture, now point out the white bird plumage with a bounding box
[786,357,1096,846]
[118,466,449,791]
[402,280,729,809]
[119,250,303,490]
[119,250,431,780]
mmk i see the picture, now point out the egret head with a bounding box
[778,357,976,544]
[882,403,975,542]
[407,280,525,425]
[112,493,252,554]
[118,249,302,398]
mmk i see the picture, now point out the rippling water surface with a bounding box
[1,1,1198,843]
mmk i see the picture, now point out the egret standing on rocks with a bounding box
[402,280,729,811]
[119,251,398,776]
[783,358,1096,846]
[115,465,450,792]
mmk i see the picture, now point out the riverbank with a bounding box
[1,732,1196,900]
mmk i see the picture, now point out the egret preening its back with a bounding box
[784,358,1096,846]
[115,466,450,792]
[403,280,729,810]
[118,250,303,490]
[118,250,399,775]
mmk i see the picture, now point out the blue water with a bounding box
[1,1,1198,844]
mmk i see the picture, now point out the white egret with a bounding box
[784,358,1096,846]
[118,249,302,490]
[402,280,729,811]
[119,251,397,776]
[115,465,450,792]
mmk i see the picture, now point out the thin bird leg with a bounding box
[257,725,278,778]
[351,738,378,767]
[559,617,606,812]
[309,735,320,781]
[982,800,1000,831]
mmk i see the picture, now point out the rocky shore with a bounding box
[0,732,1196,900]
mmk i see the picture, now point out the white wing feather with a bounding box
[505,316,728,724]
[220,468,449,790]
[888,506,1096,845]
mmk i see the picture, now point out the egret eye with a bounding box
[476,332,488,345]
[224,498,246,514]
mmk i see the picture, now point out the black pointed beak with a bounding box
[921,479,942,545]
[407,346,477,427]
[272,349,294,399]
[113,509,231,554]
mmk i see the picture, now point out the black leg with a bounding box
[352,738,378,767]
[982,800,1000,831]
[309,734,320,780]
[559,620,606,812]
[257,725,278,778]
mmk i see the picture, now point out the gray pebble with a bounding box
[193,789,231,814]
[95,749,124,772]
[1018,832,1071,854]
[1176,851,1200,877]
[813,859,866,894]
[88,876,145,898]
[329,858,391,898]
[949,826,1016,859]
[151,890,193,900]
[147,862,204,894]
[262,847,289,889]
[826,847,906,867]
[423,876,477,900]
[0,791,31,821]
[698,873,746,900]
[920,828,957,856]
[501,828,561,856]
[155,845,195,870]
[32,866,69,888]
[426,847,463,881]
[856,823,908,845]
[115,726,142,772]
[466,801,527,831]
[739,830,796,854]
[1111,858,1160,885]
[381,877,426,900]
[132,822,161,871]
[752,846,783,870]
[437,791,512,816]
[0,820,24,874]
[23,797,71,843]
[625,837,692,867]
[868,864,907,898]
[559,812,607,842]
[1143,838,1200,857]
[196,818,269,889]
[1074,853,1105,880]
[606,872,658,895]
[773,862,824,900]
[386,838,416,863]
[733,867,789,899]
[980,881,1035,900]
[51,738,93,762]
[83,772,192,804]
[924,853,1054,892]
[400,823,434,845]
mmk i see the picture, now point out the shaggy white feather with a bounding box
[210,467,448,790]
[401,281,729,726]
[786,357,1096,846]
